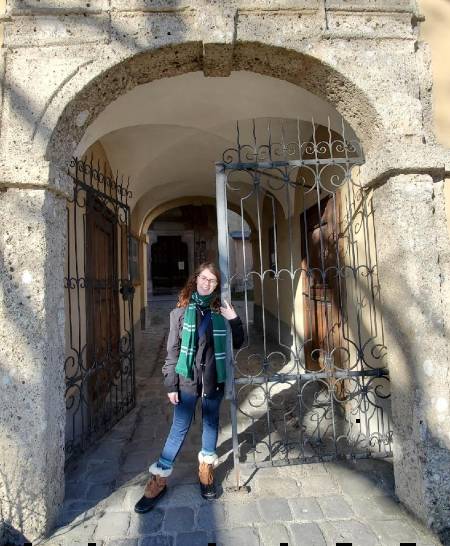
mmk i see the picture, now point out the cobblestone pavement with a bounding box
[38,301,444,546]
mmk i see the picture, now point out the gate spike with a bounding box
[327,116,333,161]
[236,120,241,162]
[268,119,272,161]
[311,117,318,161]
[341,115,349,161]
[281,120,286,160]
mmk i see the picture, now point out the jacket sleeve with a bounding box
[229,315,245,350]
[162,309,181,392]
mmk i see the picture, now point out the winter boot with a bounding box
[198,452,219,500]
[134,463,172,513]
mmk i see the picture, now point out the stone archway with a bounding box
[2,18,450,539]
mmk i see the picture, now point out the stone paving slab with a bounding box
[290,522,327,546]
[320,519,380,546]
[259,522,291,546]
[36,303,444,546]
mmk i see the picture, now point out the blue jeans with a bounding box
[157,389,224,470]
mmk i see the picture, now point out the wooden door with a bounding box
[86,196,120,407]
[301,194,344,372]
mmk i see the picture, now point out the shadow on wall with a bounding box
[0,191,67,545]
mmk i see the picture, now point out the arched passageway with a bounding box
[2,31,449,543]
[59,48,395,510]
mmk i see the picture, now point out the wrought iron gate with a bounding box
[216,119,392,479]
[64,156,136,464]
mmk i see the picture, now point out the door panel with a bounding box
[301,194,343,372]
[86,196,120,408]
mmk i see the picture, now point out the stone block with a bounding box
[213,526,260,546]
[282,463,329,480]
[110,0,320,8]
[326,463,383,497]
[163,506,195,533]
[165,484,205,507]
[175,531,209,546]
[3,14,110,47]
[255,477,300,498]
[85,465,119,484]
[53,521,97,542]
[6,0,109,14]
[297,475,341,496]
[325,0,414,9]
[258,523,290,546]
[238,0,320,6]
[325,12,414,39]
[139,536,174,546]
[288,497,324,521]
[97,488,127,513]
[128,510,164,537]
[94,512,131,540]
[351,494,406,520]
[224,500,262,525]
[107,540,139,546]
[122,452,151,473]
[236,10,320,44]
[320,520,379,546]
[367,518,425,546]
[86,483,114,503]
[316,495,354,519]
[289,522,327,546]
[111,0,191,9]
[196,502,227,530]
[55,498,92,523]
[109,12,200,51]
[258,498,293,521]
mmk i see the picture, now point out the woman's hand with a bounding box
[168,392,179,405]
[220,299,237,321]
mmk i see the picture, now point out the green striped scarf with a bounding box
[175,291,227,383]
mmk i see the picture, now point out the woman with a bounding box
[134,262,244,513]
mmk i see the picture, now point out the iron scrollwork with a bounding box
[64,156,136,464]
[217,118,392,473]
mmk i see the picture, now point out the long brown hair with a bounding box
[177,262,221,311]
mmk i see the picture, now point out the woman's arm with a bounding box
[229,316,245,349]
[162,309,182,393]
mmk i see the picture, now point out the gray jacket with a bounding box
[162,306,244,397]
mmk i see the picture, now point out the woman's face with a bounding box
[196,267,218,296]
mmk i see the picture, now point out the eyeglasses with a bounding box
[198,274,218,287]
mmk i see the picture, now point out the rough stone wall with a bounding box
[0,0,450,541]
[373,173,450,533]
[0,189,66,544]
[1,0,448,192]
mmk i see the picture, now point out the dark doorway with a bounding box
[151,235,189,295]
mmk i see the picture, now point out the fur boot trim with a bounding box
[198,452,219,467]
[149,462,173,478]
